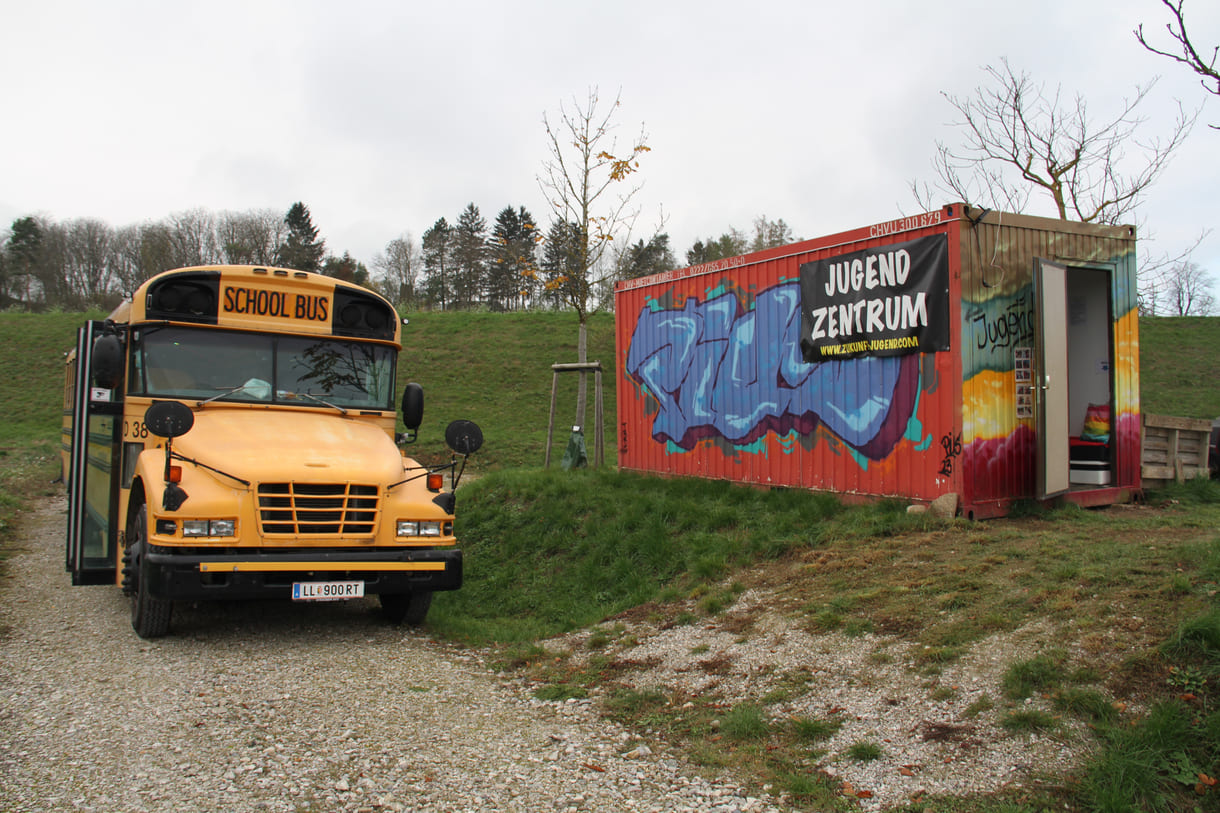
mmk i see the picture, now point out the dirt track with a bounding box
[0,497,774,813]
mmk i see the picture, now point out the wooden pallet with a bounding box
[1141,413,1212,486]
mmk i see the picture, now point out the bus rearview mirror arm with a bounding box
[144,401,197,512]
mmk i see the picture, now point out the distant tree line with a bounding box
[0,200,795,314]
[685,216,796,266]
[0,202,340,312]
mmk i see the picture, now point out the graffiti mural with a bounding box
[624,281,922,461]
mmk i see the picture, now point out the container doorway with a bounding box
[1034,260,1116,499]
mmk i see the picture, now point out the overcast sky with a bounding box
[3,0,1217,277]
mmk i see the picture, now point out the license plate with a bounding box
[292,580,365,601]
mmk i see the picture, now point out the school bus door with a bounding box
[66,321,121,585]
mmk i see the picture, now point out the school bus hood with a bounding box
[171,409,402,482]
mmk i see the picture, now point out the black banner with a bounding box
[799,233,950,361]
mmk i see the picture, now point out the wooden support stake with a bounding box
[544,361,605,468]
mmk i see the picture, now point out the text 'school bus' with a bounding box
[62,265,483,638]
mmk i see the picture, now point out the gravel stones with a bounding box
[545,587,1090,811]
[0,498,777,813]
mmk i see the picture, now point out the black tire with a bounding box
[380,591,432,626]
[128,502,172,639]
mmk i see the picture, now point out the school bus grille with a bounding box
[257,483,380,536]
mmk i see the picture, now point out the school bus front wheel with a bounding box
[380,591,433,626]
[125,502,172,639]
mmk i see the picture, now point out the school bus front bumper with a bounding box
[142,548,462,601]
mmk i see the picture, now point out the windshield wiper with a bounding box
[195,379,272,407]
[195,384,250,407]
[284,390,348,415]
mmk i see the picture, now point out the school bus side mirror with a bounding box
[445,420,483,456]
[91,334,123,389]
[145,400,195,439]
[398,383,424,445]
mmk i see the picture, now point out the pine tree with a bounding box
[487,206,539,311]
[619,234,675,280]
[321,251,369,285]
[540,220,581,311]
[450,204,487,310]
[275,202,326,273]
[421,217,453,310]
[4,216,43,308]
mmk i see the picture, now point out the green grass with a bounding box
[721,703,770,741]
[429,467,857,641]
[1079,700,1220,811]
[844,741,883,761]
[1002,651,1068,700]
[396,311,616,470]
[999,709,1059,735]
[791,715,842,743]
[1140,316,1220,419]
[0,307,613,467]
[1053,687,1118,725]
[0,308,612,554]
[0,311,108,558]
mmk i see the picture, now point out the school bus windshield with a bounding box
[128,325,396,410]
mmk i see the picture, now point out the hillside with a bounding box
[1139,316,1220,420]
[0,309,616,471]
[6,311,1214,455]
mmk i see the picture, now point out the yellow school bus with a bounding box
[62,265,482,638]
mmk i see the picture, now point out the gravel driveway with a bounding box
[0,497,778,813]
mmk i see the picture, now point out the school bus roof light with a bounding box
[333,286,396,341]
[146,272,220,324]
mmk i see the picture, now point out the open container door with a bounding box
[66,321,120,585]
[1034,259,1071,499]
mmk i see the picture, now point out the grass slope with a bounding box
[0,309,614,471]
[1140,316,1220,419]
[399,310,616,469]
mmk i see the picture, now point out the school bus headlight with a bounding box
[397,520,445,538]
[183,519,236,537]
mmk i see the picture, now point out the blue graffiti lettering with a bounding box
[625,282,920,460]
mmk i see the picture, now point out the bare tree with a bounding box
[218,209,285,265]
[538,89,650,320]
[167,208,219,267]
[1136,0,1220,126]
[750,215,795,252]
[912,59,1197,224]
[53,219,115,309]
[1142,231,1207,315]
[1165,261,1216,315]
[538,87,652,426]
[373,234,422,309]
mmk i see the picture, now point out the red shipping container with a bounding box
[614,205,1140,519]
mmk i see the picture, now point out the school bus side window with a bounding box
[127,332,144,394]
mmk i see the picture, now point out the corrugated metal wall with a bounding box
[615,217,963,503]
